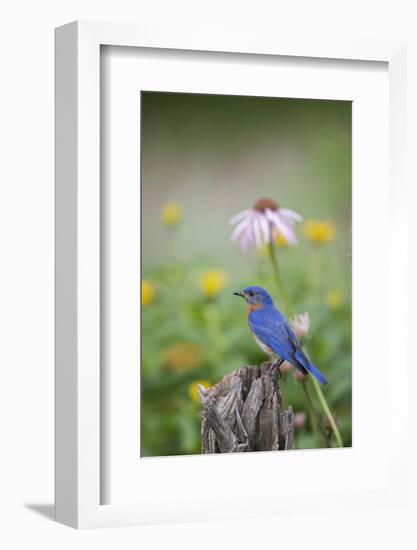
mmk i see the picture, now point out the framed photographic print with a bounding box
[139,90,351,458]
[55,21,407,528]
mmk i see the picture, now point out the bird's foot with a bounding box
[267,359,284,378]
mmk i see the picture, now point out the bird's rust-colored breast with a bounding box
[248,303,264,314]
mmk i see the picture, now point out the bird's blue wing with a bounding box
[249,308,302,365]
[249,306,327,384]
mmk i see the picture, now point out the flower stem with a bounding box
[302,381,322,447]
[267,241,292,317]
[311,376,344,448]
[313,246,324,302]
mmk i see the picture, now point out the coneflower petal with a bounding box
[252,214,263,248]
[264,208,279,229]
[229,209,251,225]
[230,212,254,241]
[241,225,254,252]
[269,210,298,245]
[279,208,303,222]
[258,213,271,244]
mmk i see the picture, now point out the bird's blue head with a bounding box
[233,286,274,308]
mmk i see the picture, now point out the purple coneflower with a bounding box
[230,198,302,252]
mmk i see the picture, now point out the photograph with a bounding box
[140,91,352,457]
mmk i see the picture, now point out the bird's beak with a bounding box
[233,291,245,299]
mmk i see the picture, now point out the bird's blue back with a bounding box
[248,303,328,384]
[249,304,300,364]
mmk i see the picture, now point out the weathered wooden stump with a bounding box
[198,362,294,453]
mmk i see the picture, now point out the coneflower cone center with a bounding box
[254,198,279,212]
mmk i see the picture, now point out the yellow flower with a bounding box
[257,231,288,257]
[274,231,289,247]
[161,201,182,227]
[188,379,210,402]
[325,290,342,309]
[304,220,336,243]
[141,280,155,307]
[199,270,228,298]
[163,342,203,372]
[256,230,289,251]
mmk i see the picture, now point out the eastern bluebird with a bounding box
[233,285,328,384]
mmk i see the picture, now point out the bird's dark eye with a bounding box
[248,291,254,297]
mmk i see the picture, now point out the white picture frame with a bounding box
[55,21,407,529]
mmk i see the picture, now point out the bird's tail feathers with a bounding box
[295,350,328,385]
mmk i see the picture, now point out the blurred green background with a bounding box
[141,91,352,456]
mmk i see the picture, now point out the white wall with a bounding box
[0,1,416,548]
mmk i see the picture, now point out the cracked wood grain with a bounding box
[198,362,294,453]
